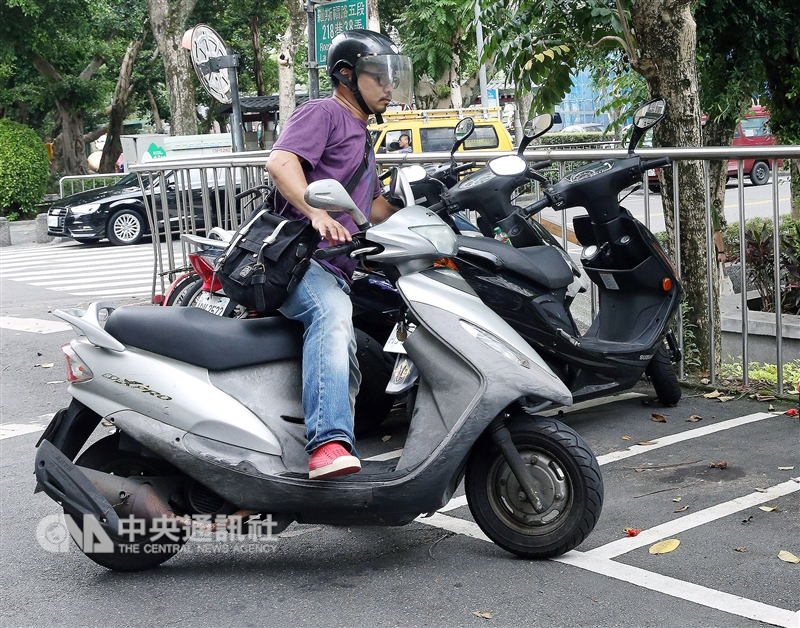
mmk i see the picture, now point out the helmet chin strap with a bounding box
[334,71,384,124]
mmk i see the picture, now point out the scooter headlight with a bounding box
[409,225,458,256]
[459,320,531,369]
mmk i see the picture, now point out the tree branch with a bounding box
[31,53,63,84]
[84,124,109,143]
[586,35,628,50]
[79,56,106,81]
[614,0,639,66]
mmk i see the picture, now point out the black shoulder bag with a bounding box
[215,135,372,314]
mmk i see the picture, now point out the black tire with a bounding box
[646,344,682,405]
[749,161,770,186]
[174,278,204,307]
[66,433,184,571]
[107,209,145,246]
[164,274,201,307]
[465,416,603,559]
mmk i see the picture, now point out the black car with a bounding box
[47,172,229,246]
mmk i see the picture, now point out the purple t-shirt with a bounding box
[272,98,381,283]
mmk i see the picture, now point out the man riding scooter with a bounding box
[265,29,414,479]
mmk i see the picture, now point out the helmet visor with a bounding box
[355,55,414,109]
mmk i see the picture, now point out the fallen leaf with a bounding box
[621,435,632,441]
[624,528,641,537]
[759,506,777,512]
[674,505,689,513]
[381,435,392,442]
[754,488,768,493]
[778,550,800,564]
[734,547,747,552]
[768,404,774,411]
[717,396,735,402]
[704,390,721,399]
[473,611,493,619]
[742,516,753,524]
[637,441,657,446]
[709,461,728,469]
[672,497,682,503]
[700,378,710,385]
[651,413,667,423]
[34,363,54,368]
[649,539,680,554]
[778,466,795,470]
[786,408,799,417]
[686,415,702,422]
[755,394,776,401]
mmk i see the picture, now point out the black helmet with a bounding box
[326,29,399,77]
[325,29,413,123]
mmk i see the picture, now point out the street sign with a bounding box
[315,0,368,67]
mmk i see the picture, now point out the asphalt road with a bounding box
[1,230,799,628]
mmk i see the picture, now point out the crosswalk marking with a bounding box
[0,242,180,299]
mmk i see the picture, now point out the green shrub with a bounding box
[0,119,49,217]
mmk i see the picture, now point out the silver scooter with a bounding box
[34,176,603,572]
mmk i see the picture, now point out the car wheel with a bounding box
[749,161,770,186]
[107,209,145,246]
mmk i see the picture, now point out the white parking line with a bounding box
[596,411,776,465]
[555,551,799,628]
[0,422,48,440]
[0,317,72,334]
[587,478,800,560]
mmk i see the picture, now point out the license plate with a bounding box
[194,292,230,316]
[47,215,59,227]
[383,322,416,354]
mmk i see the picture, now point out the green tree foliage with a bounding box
[0,119,49,215]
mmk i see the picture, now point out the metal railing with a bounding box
[58,173,127,199]
[129,145,800,394]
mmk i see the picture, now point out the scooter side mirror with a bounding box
[451,117,475,175]
[517,113,553,156]
[627,98,666,154]
[388,167,416,208]
[304,179,369,229]
[402,164,428,183]
[489,154,527,177]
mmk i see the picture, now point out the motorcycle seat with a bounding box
[457,236,575,290]
[105,306,303,371]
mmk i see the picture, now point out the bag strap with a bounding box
[343,132,372,194]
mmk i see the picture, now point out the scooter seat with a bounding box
[457,236,575,290]
[105,306,303,371]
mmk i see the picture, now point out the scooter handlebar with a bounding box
[314,240,361,260]
[640,157,671,172]
[522,197,551,217]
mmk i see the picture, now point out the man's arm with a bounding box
[370,194,400,224]
[266,149,352,244]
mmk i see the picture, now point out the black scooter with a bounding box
[352,99,683,407]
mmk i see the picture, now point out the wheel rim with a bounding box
[485,447,573,536]
[754,164,768,183]
[113,214,141,243]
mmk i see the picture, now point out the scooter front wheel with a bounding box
[465,416,603,559]
[646,344,682,406]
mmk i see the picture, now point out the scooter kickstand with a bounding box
[488,417,546,513]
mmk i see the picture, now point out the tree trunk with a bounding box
[629,0,714,372]
[367,0,379,31]
[147,90,166,133]
[449,50,463,109]
[100,37,145,173]
[278,0,306,129]
[148,0,198,136]
[249,15,266,96]
[55,102,90,175]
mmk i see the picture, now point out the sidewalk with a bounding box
[1,219,69,249]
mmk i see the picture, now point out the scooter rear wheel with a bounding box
[646,344,682,406]
[465,416,603,559]
[65,433,185,572]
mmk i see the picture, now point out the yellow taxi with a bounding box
[369,108,514,154]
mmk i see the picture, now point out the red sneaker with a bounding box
[308,442,361,480]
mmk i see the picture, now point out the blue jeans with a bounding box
[279,260,360,455]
